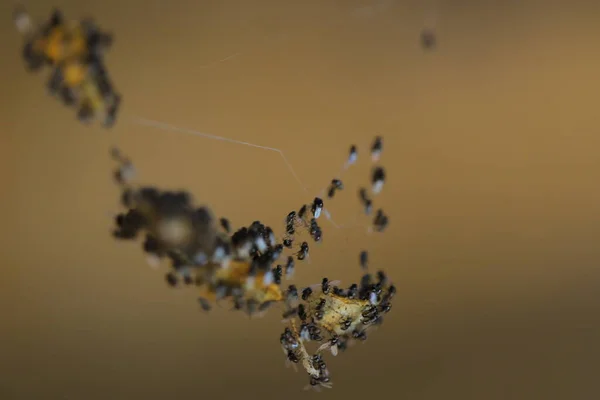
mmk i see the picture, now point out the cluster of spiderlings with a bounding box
[280,322,332,391]
[110,148,296,316]
[15,8,397,390]
[278,136,393,390]
[111,149,225,273]
[356,136,388,232]
[111,101,394,392]
[281,196,325,260]
[198,198,330,315]
[281,271,395,390]
[13,7,121,127]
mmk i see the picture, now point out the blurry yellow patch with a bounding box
[39,24,87,64]
[81,79,104,114]
[63,62,86,86]
[201,260,283,304]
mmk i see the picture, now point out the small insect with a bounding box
[359,188,368,203]
[232,296,245,311]
[273,265,283,284]
[298,304,307,321]
[298,204,308,220]
[302,287,313,301]
[270,243,284,261]
[371,166,386,195]
[318,335,340,356]
[311,198,324,219]
[287,349,300,364]
[297,241,309,261]
[197,297,212,312]
[264,226,276,247]
[346,284,358,299]
[309,218,323,243]
[219,217,231,233]
[286,285,299,304]
[315,298,326,312]
[379,302,392,314]
[111,148,135,185]
[327,186,336,199]
[321,277,331,294]
[358,188,373,215]
[286,224,295,236]
[373,209,389,232]
[314,310,325,321]
[359,251,369,270]
[286,211,297,226]
[332,286,344,296]
[327,179,344,199]
[312,229,322,243]
[386,284,397,301]
[283,238,293,248]
[347,144,358,167]
[331,179,344,190]
[364,199,373,215]
[376,270,387,285]
[165,272,178,287]
[142,234,160,254]
[421,28,437,50]
[211,238,231,265]
[371,136,383,162]
[340,317,352,331]
[285,211,296,235]
[285,256,295,279]
[352,330,368,341]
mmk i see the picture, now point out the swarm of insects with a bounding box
[111,133,391,389]
[111,146,344,315]
[279,136,392,390]
[13,7,121,127]
[110,147,291,315]
[280,269,395,390]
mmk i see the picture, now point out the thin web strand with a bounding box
[132,117,308,193]
[131,117,345,229]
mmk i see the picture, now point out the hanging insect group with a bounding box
[278,136,392,391]
[110,132,393,389]
[111,147,288,315]
[13,7,121,127]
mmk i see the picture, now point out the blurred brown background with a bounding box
[2,0,600,399]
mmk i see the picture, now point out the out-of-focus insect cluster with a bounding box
[111,147,292,315]
[13,7,121,127]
